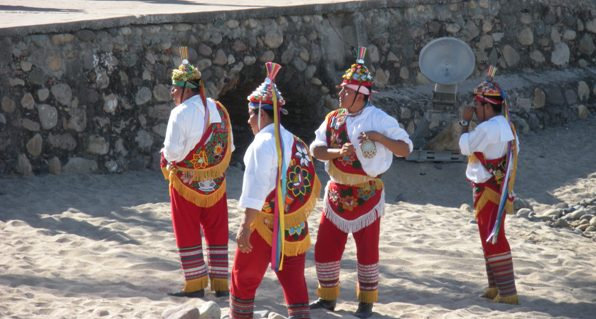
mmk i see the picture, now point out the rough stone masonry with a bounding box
[0,0,594,175]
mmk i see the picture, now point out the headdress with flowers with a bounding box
[247,64,286,112]
[340,47,374,95]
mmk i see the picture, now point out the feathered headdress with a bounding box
[340,47,374,95]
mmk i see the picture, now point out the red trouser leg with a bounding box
[230,232,310,319]
[170,186,208,292]
[353,218,380,303]
[200,193,229,292]
[477,201,517,297]
[314,213,348,301]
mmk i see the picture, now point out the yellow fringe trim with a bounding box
[474,186,513,218]
[161,166,169,180]
[254,223,311,257]
[328,160,376,186]
[169,176,227,208]
[317,285,340,300]
[164,102,232,182]
[494,294,519,305]
[256,174,322,228]
[210,278,229,292]
[482,287,498,299]
[183,276,208,293]
[357,286,378,303]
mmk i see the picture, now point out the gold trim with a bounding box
[317,285,340,300]
[210,278,229,292]
[170,176,227,208]
[183,276,208,292]
[328,160,376,186]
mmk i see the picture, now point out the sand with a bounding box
[1,118,595,319]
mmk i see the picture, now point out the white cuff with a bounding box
[238,196,265,211]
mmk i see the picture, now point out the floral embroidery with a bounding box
[287,222,305,236]
[357,183,376,201]
[197,179,217,192]
[288,165,312,198]
[337,152,356,166]
[339,195,358,211]
[295,143,310,167]
[328,189,340,204]
[191,150,209,169]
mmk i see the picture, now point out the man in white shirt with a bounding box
[160,48,233,298]
[229,62,320,319]
[458,69,520,305]
[309,48,413,318]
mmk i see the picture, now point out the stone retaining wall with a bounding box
[0,0,595,175]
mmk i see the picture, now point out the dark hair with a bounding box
[488,96,503,114]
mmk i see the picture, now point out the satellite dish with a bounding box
[418,37,476,107]
[419,37,475,84]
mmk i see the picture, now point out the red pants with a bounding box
[230,232,310,319]
[314,213,380,303]
[170,186,229,292]
[475,187,517,297]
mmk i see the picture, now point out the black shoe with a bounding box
[354,302,373,318]
[215,290,230,298]
[309,298,336,311]
[167,289,205,298]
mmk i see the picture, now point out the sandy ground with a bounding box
[1,117,595,319]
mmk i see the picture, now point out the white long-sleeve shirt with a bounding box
[310,105,413,178]
[459,115,518,183]
[162,95,234,162]
[238,124,294,211]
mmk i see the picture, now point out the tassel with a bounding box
[356,46,367,64]
[183,276,208,293]
[317,285,340,300]
[268,62,287,272]
[482,287,499,299]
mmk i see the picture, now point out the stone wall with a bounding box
[0,0,595,175]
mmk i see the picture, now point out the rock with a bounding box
[460,203,472,213]
[197,59,212,71]
[213,49,227,65]
[578,81,590,102]
[20,61,33,72]
[375,68,389,88]
[16,154,33,176]
[46,55,62,72]
[533,88,546,109]
[48,156,62,175]
[304,65,317,79]
[67,107,87,132]
[462,21,480,41]
[267,312,286,319]
[590,216,596,227]
[232,40,247,52]
[36,104,58,130]
[478,35,493,49]
[551,27,561,43]
[426,121,461,151]
[586,18,596,33]
[551,42,570,66]
[368,45,380,63]
[22,119,40,132]
[153,84,171,102]
[51,83,73,106]
[259,50,275,63]
[20,93,35,110]
[63,157,98,174]
[563,29,576,40]
[165,305,199,319]
[446,23,461,34]
[0,113,5,126]
[529,50,545,64]
[264,30,283,49]
[96,70,110,89]
[37,88,50,102]
[502,45,520,67]
[416,71,431,85]
[482,20,493,33]
[198,301,221,319]
[514,197,532,211]
[554,202,569,209]
[578,34,595,55]
[520,13,532,24]
[576,105,590,120]
[243,56,257,65]
[585,226,596,233]
[26,134,43,157]
[539,208,562,220]
[517,27,534,46]
[551,218,569,228]
[135,130,154,150]
[1,97,16,113]
[103,94,118,114]
[516,208,533,219]
[563,208,589,220]
[198,43,212,56]
[135,87,152,105]
[400,67,409,80]
[492,33,504,42]
[87,136,109,155]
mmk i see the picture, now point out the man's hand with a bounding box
[358,131,383,143]
[236,224,253,254]
[339,143,355,157]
